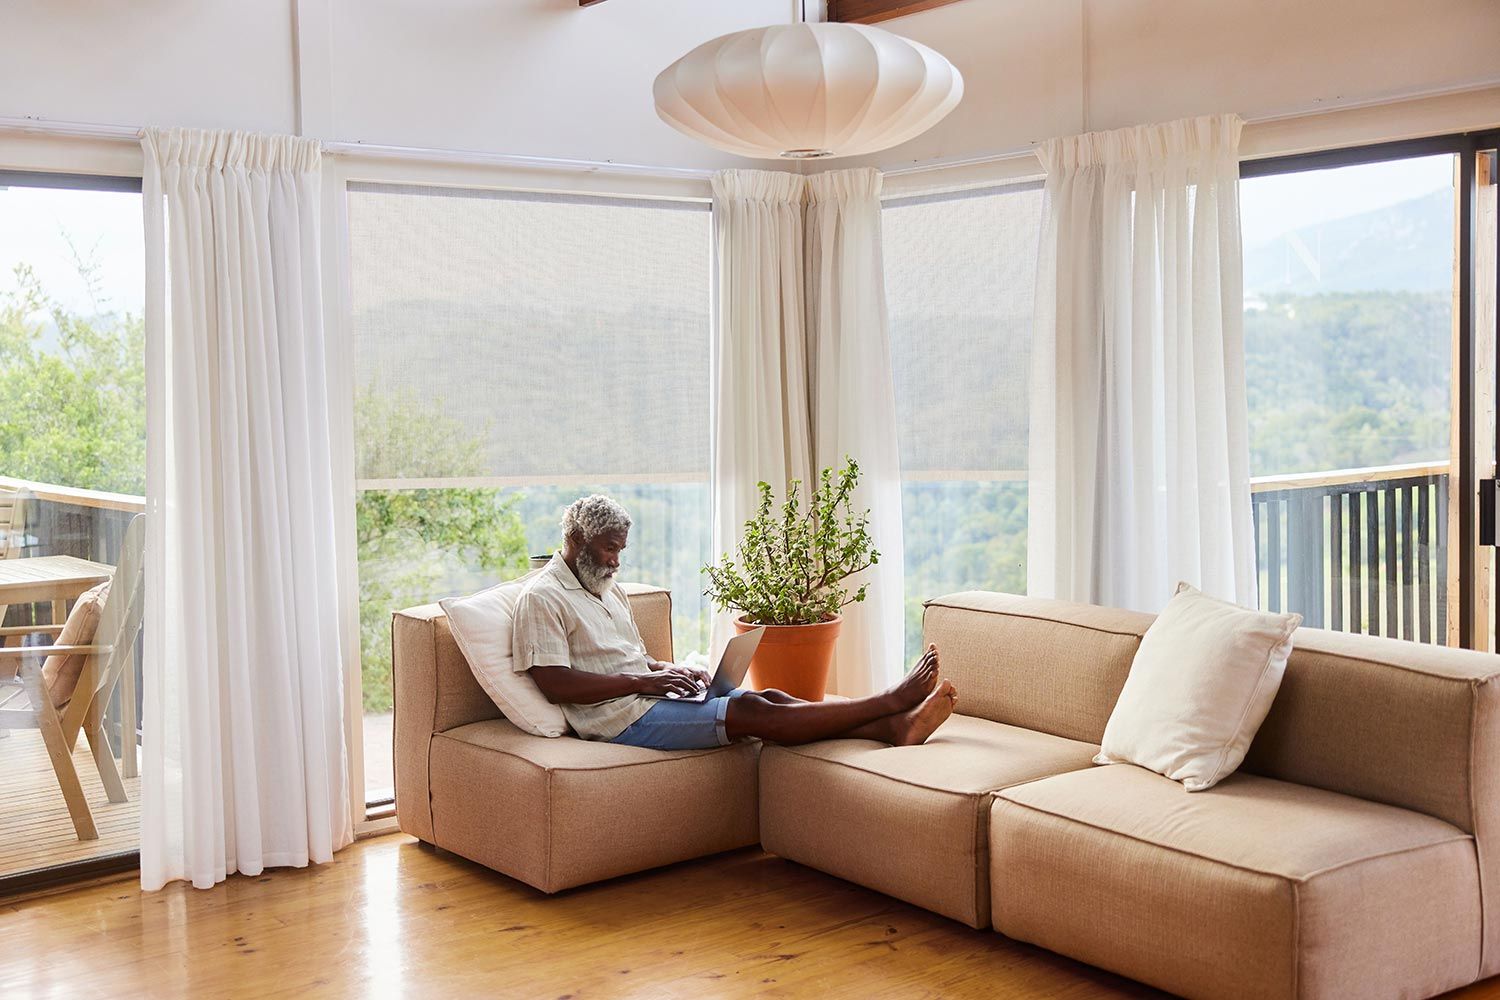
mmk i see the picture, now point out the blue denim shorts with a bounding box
[609,688,748,750]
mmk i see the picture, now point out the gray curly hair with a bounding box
[560,494,632,544]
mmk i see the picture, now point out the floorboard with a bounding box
[3,833,1499,999]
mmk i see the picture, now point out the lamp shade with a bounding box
[653,23,963,160]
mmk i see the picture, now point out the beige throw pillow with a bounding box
[440,570,568,738]
[1095,582,1301,791]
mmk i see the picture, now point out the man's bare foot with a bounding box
[889,680,958,746]
[882,644,941,712]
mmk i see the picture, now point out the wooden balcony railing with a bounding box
[0,475,143,569]
[1251,462,1449,642]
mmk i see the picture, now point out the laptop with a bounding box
[637,626,766,703]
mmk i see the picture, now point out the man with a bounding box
[512,494,958,751]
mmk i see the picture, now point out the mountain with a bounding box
[1243,188,1453,297]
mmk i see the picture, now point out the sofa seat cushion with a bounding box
[428,718,760,893]
[992,764,1481,1000]
[759,714,1099,929]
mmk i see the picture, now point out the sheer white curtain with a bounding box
[709,169,815,660]
[141,128,351,890]
[1027,114,1256,612]
[711,167,904,695]
[804,169,904,694]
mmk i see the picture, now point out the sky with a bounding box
[0,184,144,318]
[1239,152,1453,249]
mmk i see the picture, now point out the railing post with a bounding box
[1286,491,1325,629]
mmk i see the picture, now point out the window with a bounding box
[1239,148,1481,644]
[0,173,145,883]
[882,182,1044,659]
[346,183,713,803]
[1242,155,1455,478]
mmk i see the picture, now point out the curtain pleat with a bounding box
[804,169,905,695]
[1027,114,1256,612]
[710,167,904,695]
[141,127,351,891]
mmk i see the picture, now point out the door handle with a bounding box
[1483,478,1499,546]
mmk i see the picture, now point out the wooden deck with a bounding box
[0,727,138,879]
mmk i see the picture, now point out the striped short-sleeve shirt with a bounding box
[510,553,653,740]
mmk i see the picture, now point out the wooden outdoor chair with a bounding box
[0,514,144,841]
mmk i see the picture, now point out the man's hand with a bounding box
[631,667,704,699]
[650,658,712,687]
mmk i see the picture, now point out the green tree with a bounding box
[355,386,528,713]
[1243,291,1450,475]
[0,264,145,493]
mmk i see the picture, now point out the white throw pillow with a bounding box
[1095,582,1302,791]
[440,569,569,738]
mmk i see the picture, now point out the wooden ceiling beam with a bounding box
[829,0,967,24]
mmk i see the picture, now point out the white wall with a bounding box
[860,0,1500,170]
[2,0,1496,173]
[0,0,788,171]
[0,0,298,136]
[327,0,789,170]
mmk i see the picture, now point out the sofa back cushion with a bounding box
[922,590,1499,834]
[1241,627,1496,834]
[398,582,675,737]
[921,592,1148,745]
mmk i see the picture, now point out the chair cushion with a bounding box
[992,764,1481,1000]
[759,714,1099,928]
[427,718,759,892]
[42,579,109,707]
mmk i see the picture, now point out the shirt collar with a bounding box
[548,551,621,601]
[548,552,584,591]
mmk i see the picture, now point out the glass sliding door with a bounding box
[0,173,145,884]
[1240,133,1500,648]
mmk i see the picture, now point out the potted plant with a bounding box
[702,457,879,701]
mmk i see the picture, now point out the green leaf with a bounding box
[702,456,879,626]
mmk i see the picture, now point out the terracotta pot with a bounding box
[734,614,842,702]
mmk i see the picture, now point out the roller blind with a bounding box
[348,182,712,483]
[883,182,1043,476]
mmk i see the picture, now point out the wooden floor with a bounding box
[3,834,1500,1000]
[0,728,138,879]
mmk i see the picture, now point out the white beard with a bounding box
[576,549,617,596]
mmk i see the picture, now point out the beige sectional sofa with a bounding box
[393,584,1500,1000]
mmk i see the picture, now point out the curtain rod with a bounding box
[0,116,716,180]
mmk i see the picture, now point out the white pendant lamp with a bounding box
[653,22,963,160]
